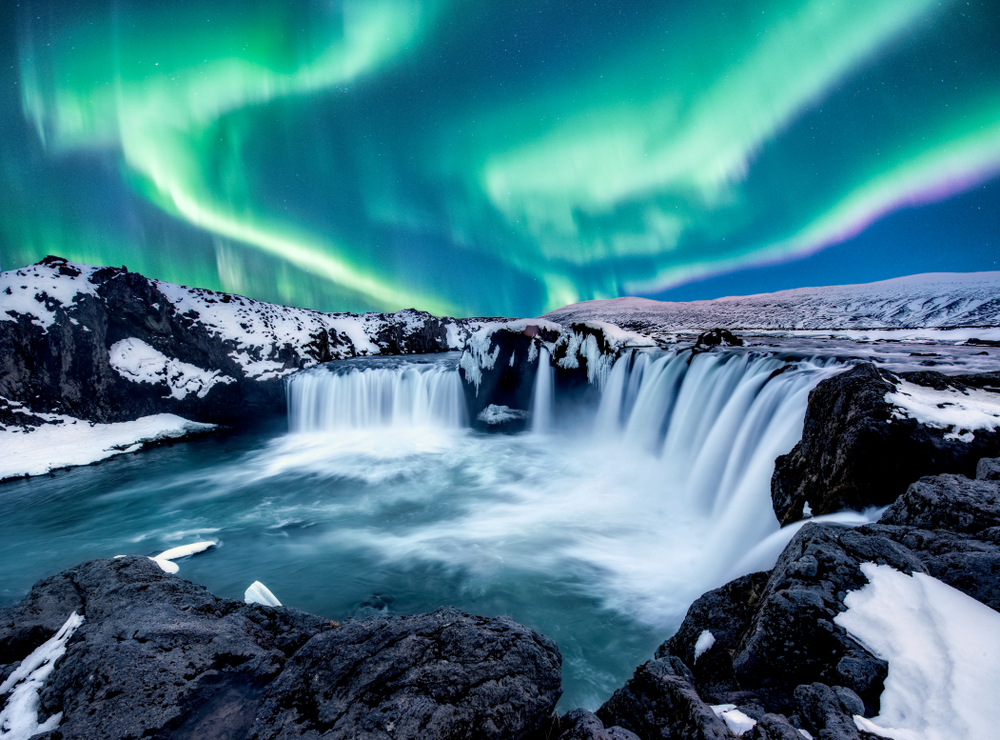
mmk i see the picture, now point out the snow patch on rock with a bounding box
[0,610,84,740]
[709,704,756,736]
[886,378,1000,441]
[109,338,235,400]
[693,630,716,662]
[245,581,282,607]
[0,260,100,329]
[835,562,1000,740]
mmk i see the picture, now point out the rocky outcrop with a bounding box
[636,466,1000,740]
[692,329,744,353]
[458,320,652,431]
[771,363,1000,525]
[0,257,477,429]
[0,557,562,740]
[458,320,563,431]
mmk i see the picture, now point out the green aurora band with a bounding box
[3,0,999,316]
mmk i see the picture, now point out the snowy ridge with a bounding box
[0,260,101,329]
[1,258,478,384]
[542,272,1000,332]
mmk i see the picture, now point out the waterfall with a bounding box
[592,348,840,584]
[530,347,554,433]
[287,359,467,432]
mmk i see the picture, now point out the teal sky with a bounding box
[2,0,998,316]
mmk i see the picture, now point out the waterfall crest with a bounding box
[287,360,467,431]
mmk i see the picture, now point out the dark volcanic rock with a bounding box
[693,328,744,352]
[655,524,922,718]
[878,473,1000,534]
[978,456,1000,481]
[0,557,562,740]
[458,320,641,431]
[249,608,561,740]
[555,709,640,740]
[596,657,730,740]
[646,470,1000,738]
[771,363,1000,525]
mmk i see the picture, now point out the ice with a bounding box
[710,704,757,735]
[153,541,217,561]
[477,405,529,425]
[245,581,282,607]
[834,562,1000,740]
[148,557,179,574]
[694,630,715,662]
[0,408,216,480]
[0,611,84,740]
[886,378,1000,441]
[109,338,234,400]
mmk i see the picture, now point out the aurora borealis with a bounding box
[2,0,998,317]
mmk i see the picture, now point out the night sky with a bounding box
[2,0,998,317]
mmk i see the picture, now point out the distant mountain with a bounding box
[541,272,1000,331]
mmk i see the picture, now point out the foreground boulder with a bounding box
[0,557,561,740]
[771,363,1000,524]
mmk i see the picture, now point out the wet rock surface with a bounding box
[0,558,562,740]
[771,363,1000,525]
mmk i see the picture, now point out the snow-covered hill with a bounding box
[541,272,1000,333]
[0,256,489,435]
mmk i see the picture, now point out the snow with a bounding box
[0,611,84,740]
[887,378,1000,441]
[446,322,465,350]
[245,581,282,607]
[154,280,380,378]
[693,630,716,662]
[542,271,1000,332]
[476,404,530,425]
[149,558,179,574]
[0,408,216,480]
[834,562,1000,740]
[109,338,235,400]
[0,260,100,330]
[709,704,757,735]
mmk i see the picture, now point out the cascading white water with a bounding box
[282,350,843,620]
[530,347,554,433]
[287,359,467,431]
[593,349,841,584]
